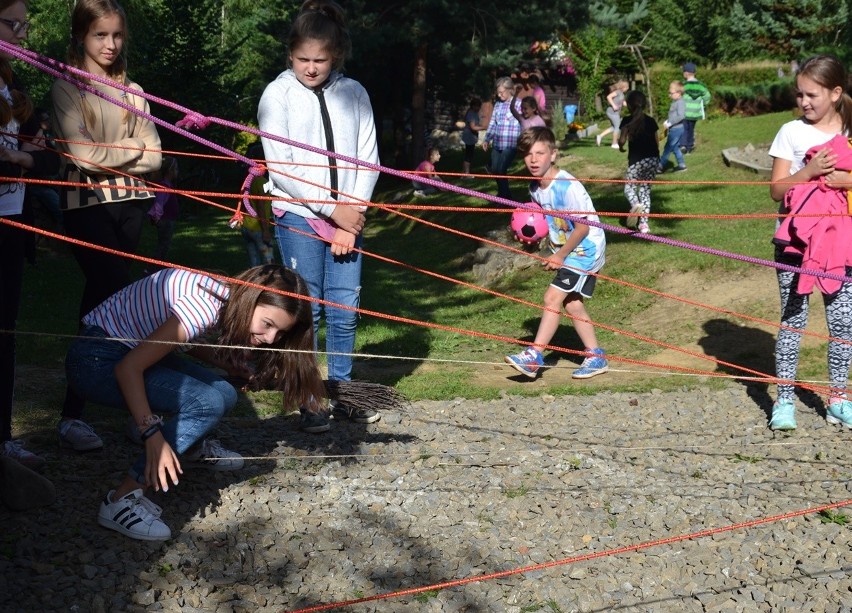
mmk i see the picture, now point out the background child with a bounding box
[680,62,711,154]
[659,81,687,172]
[596,79,628,149]
[412,147,445,196]
[64,264,325,540]
[147,156,179,270]
[504,127,608,380]
[510,89,546,130]
[618,90,659,234]
[767,54,852,431]
[461,97,484,176]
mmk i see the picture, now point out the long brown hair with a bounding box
[797,54,852,135]
[0,0,32,127]
[288,0,350,71]
[66,0,131,131]
[216,265,325,409]
[620,90,650,142]
[68,0,127,79]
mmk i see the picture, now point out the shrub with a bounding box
[648,62,790,119]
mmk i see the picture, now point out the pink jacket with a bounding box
[773,134,852,296]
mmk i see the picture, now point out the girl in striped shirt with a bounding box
[65,264,324,541]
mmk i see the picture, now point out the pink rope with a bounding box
[6,40,850,288]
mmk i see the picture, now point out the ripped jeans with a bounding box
[274,212,362,381]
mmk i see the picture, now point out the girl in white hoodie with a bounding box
[258,0,379,434]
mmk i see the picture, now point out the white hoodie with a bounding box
[257,70,379,219]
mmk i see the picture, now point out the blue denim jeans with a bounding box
[65,325,237,483]
[660,124,686,168]
[274,213,361,381]
[680,119,697,152]
[490,147,517,201]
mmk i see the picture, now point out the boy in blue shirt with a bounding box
[505,127,608,379]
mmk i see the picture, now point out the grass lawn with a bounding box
[17,110,800,408]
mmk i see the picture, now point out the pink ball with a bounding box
[510,202,549,244]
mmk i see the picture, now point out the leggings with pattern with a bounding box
[775,253,852,402]
[624,157,658,225]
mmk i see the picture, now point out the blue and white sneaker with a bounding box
[826,399,852,429]
[505,347,544,378]
[769,400,796,430]
[572,348,608,379]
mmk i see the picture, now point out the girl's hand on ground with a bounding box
[331,228,356,256]
[144,433,182,493]
[329,203,365,234]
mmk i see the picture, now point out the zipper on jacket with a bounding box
[314,88,338,201]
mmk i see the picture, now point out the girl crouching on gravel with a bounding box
[65,264,325,540]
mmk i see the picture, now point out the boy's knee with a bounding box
[564,297,587,317]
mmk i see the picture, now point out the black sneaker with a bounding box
[299,407,330,433]
[331,400,381,424]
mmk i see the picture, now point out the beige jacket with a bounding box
[51,77,162,210]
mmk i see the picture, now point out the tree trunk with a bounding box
[410,43,427,169]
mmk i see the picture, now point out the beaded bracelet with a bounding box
[140,422,162,442]
[137,414,163,431]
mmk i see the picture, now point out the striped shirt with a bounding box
[83,269,229,348]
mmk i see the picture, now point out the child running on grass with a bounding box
[504,127,608,380]
[618,90,659,234]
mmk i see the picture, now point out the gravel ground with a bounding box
[2,383,852,612]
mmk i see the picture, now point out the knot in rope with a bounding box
[228,210,244,229]
[176,112,211,130]
[231,165,264,224]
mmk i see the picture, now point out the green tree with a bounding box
[345,0,590,165]
[714,0,847,60]
[18,0,71,107]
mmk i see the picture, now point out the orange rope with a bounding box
[286,497,852,612]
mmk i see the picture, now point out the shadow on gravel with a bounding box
[0,382,420,611]
[699,318,828,420]
[698,319,778,419]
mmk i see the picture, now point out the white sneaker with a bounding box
[413,189,427,197]
[611,143,620,149]
[184,438,244,471]
[58,419,103,451]
[97,489,171,541]
[595,134,603,147]
[1,439,45,470]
